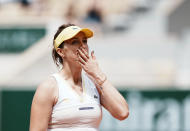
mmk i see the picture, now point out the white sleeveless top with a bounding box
[48,71,102,131]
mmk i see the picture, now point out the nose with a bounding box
[80,40,87,48]
[81,43,86,48]
[79,40,88,53]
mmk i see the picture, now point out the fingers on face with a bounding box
[77,48,88,62]
[77,53,86,65]
[78,56,86,66]
[80,47,89,59]
[77,48,95,68]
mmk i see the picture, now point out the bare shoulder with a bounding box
[33,76,57,104]
[37,76,57,94]
[39,76,57,90]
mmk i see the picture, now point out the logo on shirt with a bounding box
[94,95,98,99]
[79,107,94,110]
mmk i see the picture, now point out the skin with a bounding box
[30,32,129,131]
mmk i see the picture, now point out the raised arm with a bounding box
[77,48,129,120]
[30,78,58,131]
[96,78,129,120]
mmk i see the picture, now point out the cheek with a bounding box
[69,49,77,57]
[70,48,79,58]
[64,47,77,58]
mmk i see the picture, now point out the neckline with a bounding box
[58,72,86,102]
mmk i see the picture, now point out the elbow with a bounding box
[118,110,129,121]
[115,104,129,121]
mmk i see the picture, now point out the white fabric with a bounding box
[48,71,102,131]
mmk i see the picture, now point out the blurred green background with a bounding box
[1,89,190,131]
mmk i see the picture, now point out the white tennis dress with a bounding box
[47,71,102,131]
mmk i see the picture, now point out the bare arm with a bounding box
[30,77,57,131]
[77,48,129,120]
[96,77,129,120]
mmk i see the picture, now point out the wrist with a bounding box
[95,73,107,87]
[98,75,107,87]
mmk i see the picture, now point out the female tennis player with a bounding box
[30,24,129,131]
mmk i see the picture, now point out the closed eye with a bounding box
[83,39,87,44]
[71,40,80,45]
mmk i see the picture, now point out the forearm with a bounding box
[92,73,129,120]
[99,78,129,120]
